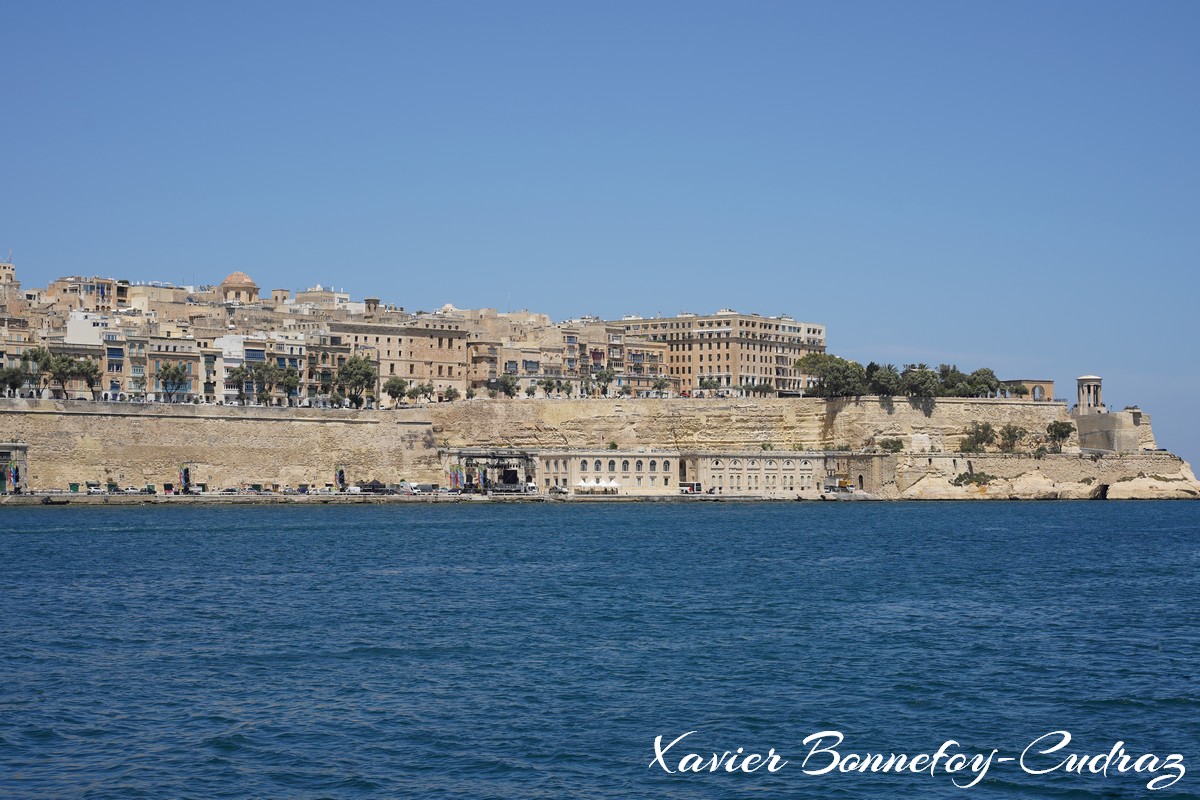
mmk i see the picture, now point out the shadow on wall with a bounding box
[908,397,936,418]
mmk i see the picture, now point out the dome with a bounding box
[221,271,258,287]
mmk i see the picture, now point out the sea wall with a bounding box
[420,396,1076,453]
[0,399,440,491]
[0,396,1194,499]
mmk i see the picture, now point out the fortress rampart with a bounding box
[0,397,1194,499]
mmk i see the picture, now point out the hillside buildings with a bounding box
[0,259,829,406]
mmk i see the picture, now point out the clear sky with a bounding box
[2,1,1197,462]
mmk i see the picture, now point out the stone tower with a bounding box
[1076,375,1104,415]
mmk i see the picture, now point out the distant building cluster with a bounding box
[0,261,828,405]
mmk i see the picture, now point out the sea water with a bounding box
[1,501,1197,799]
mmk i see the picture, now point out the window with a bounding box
[580,460,588,471]
[622,460,630,471]
[662,460,670,472]
[649,460,657,472]
[636,460,643,472]
[608,460,616,472]
[594,460,602,472]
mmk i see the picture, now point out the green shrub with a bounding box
[951,472,997,486]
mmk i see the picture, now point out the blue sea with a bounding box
[1,502,1197,799]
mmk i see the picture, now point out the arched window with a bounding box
[594,460,602,472]
[649,460,657,472]
[608,460,616,472]
[622,460,630,471]
[784,460,793,468]
[662,460,671,472]
[749,460,758,468]
[580,460,588,471]
[712,459,722,468]
[766,460,776,468]
[636,460,644,472]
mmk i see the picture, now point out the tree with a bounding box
[937,364,969,395]
[497,373,519,398]
[279,366,300,404]
[525,384,537,398]
[958,422,996,453]
[251,361,281,405]
[698,377,721,394]
[383,376,409,404]
[337,354,378,408]
[420,382,436,401]
[652,377,670,394]
[868,364,903,396]
[465,387,476,399]
[20,347,52,396]
[538,377,557,396]
[228,365,251,404]
[618,384,632,396]
[45,354,78,398]
[74,358,102,399]
[443,386,460,401]
[967,368,1000,398]
[157,362,189,403]
[1046,421,1075,453]
[902,367,940,398]
[595,368,615,396]
[878,438,904,453]
[796,353,867,398]
[0,365,25,395]
[1005,382,1030,398]
[998,424,1027,452]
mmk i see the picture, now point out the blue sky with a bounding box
[2,1,1197,462]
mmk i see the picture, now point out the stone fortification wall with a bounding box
[0,400,439,490]
[420,396,1075,453]
[2,396,1191,498]
[1074,409,1157,452]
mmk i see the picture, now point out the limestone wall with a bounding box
[420,396,1076,453]
[0,399,439,490]
[1,396,1192,499]
[1074,409,1157,452]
